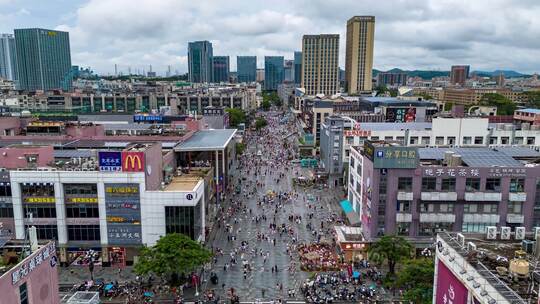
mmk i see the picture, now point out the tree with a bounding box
[479,93,517,115]
[225,108,246,127]
[369,235,413,276]
[255,117,268,130]
[521,91,540,108]
[261,100,271,111]
[396,258,434,304]
[419,93,433,101]
[134,233,212,284]
[235,142,246,156]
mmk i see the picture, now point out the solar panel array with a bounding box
[418,147,523,167]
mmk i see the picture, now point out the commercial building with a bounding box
[294,51,302,84]
[443,87,524,105]
[0,241,59,304]
[514,108,540,126]
[347,141,540,244]
[376,72,407,87]
[345,16,375,94]
[450,65,470,86]
[284,60,294,83]
[188,41,213,83]
[0,33,17,81]
[0,128,237,266]
[212,56,230,83]
[301,34,340,96]
[14,28,72,91]
[237,56,257,83]
[256,68,265,83]
[434,232,539,304]
[319,116,345,186]
[264,56,284,91]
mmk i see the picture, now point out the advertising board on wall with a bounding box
[386,107,416,123]
[104,183,142,245]
[435,260,468,304]
[99,151,145,172]
[364,142,419,169]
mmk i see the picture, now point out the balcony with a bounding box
[506,214,525,224]
[397,191,413,201]
[419,213,456,223]
[396,213,412,222]
[509,192,527,202]
[464,192,502,202]
[421,192,457,201]
[463,213,500,223]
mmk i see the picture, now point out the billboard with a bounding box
[386,107,416,123]
[104,183,142,245]
[134,114,163,122]
[99,152,122,171]
[435,261,468,304]
[364,142,419,169]
[122,152,145,172]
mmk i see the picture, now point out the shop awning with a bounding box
[340,200,361,226]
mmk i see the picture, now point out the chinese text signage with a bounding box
[423,167,528,178]
[373,147,419,169]
[105,183,142,245]
[99,151,145,172]
[343,130,372,137]
[12,242,56,285]
[435,261,468,304]
[99,151,122,171]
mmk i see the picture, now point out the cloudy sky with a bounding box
[1,0,539,75]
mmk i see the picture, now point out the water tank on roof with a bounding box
[450,154,462,167]
[444,151,454,165]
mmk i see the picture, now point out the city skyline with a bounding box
[0,0,539,75]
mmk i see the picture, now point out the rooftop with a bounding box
[418,147,525,167]
[175,129,236,151]
[516,108,540,114]
[164,175,201,191]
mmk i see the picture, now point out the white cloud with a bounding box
[28,0,540,74]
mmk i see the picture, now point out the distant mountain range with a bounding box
[373,68,529,80]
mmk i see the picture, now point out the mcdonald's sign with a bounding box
[121,152,145,172]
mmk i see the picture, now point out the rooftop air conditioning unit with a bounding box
[515,227,525,240]
[522,240,535,254]
[500,227,511,240]
[486,226,497,240]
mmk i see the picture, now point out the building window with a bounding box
[421,137,430,145]
[356,163,362,176]
[421,177,436,191]
[462,222,498,233]
[67,225,101,241]
[397,223,410,236]
[0,206,13,218]
[350,157,355,169]
[420,203,434,213]
[527,137,535,145]
[419,222,452,236]
[25,225,58,240]
[510,178,525,192]
[410,136,418,145]
[441,178,456,191]
[466,178,480,192]
[464,203,497,214]
[439,203,455,213]
[463,137,472,145]
[19,282,28,304]
[474,136,484,145]
[447,137,456,145]
[486,178,501,191]
[396,137,405,145]
[0,184,11,196]
[370,136,379,141]
[397,201,411,213]
[501,137,509,144]
[435,137,444,145]
[385,136,393,141]
[66,205,99,218]
[356,181,361,194]
[490,137,497,145]
[508,201,523,214]
[397,177,413,191]
[165,206,197,240]
[24,205,56,218]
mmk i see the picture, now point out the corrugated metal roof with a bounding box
[419,147,523,167]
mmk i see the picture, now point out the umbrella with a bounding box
[352,271,360,279]
[104,283,114,291]
[144,291,155,297]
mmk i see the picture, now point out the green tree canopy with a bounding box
[225,108,246,127]
[479,93,517,115]
[255,117,268,130]
[369,235,413,275]
[261,100,271,111]
[235,142,246,156]
[521,91,540,108]
[396,258,434,304]
[134,233,212,283]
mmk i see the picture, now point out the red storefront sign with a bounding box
[121,152,145,172]
[436,260,468,304]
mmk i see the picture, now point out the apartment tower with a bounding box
[345,16,375,94]
[301,34,340,96]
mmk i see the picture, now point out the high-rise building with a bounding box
[188,41,213,83]
[256,68,265,82]
[294,51,302,84]
[14,28,72,91]
[0,34,17,81]
[345,16,375,94]
[212,56,230,83]
[450,65,470,86]
[264,56,284,91]
[237,56,257,83]
[284,59,294,82]
[301,34,340,96]
[376,72,408,87]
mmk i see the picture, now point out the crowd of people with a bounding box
[298,243,344,271]
[301,272,382,303]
